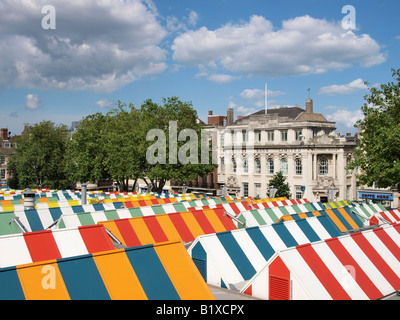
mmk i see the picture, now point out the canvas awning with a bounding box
[0,240,214,300]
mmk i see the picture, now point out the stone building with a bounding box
[208,99,358,202]
[0,128,16,187]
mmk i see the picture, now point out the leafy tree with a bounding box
[8,121,69,189]
[65,112,111,185]
[66,97,217,192]
[140,97,217,193]
[348,68,400,188]
[266,171,292,199]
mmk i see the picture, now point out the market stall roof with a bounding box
[0,225,115,268]
[187,215,342,291]
[242,222,400,300]
[0,240,214,300]
[98,208,238,247]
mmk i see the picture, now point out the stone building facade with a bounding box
[208,99,358,202]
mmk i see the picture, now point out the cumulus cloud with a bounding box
[25,94,42,110]
[240,88,286,99]
[172,15,386,79]
[0,0,167,92]
[319,78,368,95]
[96,98,114,109]
[326,108,363,128]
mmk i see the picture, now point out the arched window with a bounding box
[255,158,261,174]
[243,157,248,173]
[319,158,329,176]
[295,158,302,175]
[267,158,274,175]
[281,158,288,175]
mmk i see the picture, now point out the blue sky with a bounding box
[0,0,399,136]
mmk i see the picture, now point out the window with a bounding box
[242,130,248,143]
[295,158,302,175]
[281,158,288,175]
[295,186,303,200]
[2,143,10,148]
[254,183,261,198]
[220,134,225,147]
[295,130,303,141]
[255,130,261,143]
[231,131,236,144]
[0,156,5,165]
[0,169,5,180]
[281,130,288,142]
[242,182,249,197]
[267,158,274,175]
[267,131,274,142]
[232,158,237,173]
[313,129,319,138]
[346,185,351,200]
[319,158,329,176]
[346,157,352,176]
[243,158,248,173]
[255,158,261,174]
[220,158,225,173]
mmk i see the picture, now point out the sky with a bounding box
[0,0,399,136]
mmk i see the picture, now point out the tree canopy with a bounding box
[8,121,69,189]
[65,97,217,192]
[348,68,400,188]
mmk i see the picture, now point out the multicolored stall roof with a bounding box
[237,206,364,233]
[187,215,342,290]
[0,225,115,268]
[0,241,214,300]
[98,208,238,247]
[242,222,400,300]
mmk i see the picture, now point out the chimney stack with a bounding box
[227,108,234,125]
[306,98,313,113]
[1,128,8,140]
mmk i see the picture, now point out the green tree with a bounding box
[266,171,292,199]
[139,97,217,193]
[65,97,217,193]
[348,68,400,188]
[65,112,111,185]
[8,121,69,189]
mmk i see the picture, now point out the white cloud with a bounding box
[96,99,114,109]
[326,108,363,128]
[25,94,42,110]
[172,15,386,79]
[208,73,241,83]
[240,88,285,99]
[166,10,199,32]
[319,78,368,95]
[0,0,167,92]
[229,101,257,116]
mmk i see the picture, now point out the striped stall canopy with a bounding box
[0,199,254,236]
[0,225,115,268]
[253,201,325,211]
[370,209,400,225]
[188,215,342,291]
[348,203,390,225]
[242,222,400,300]
[323,200,353,209]
[98,208,238,247]
[253,199,309,208]
[237,207,364,233]
[0,241,214,300]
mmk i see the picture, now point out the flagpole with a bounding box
[265,82,268,114]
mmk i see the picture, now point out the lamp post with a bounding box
[23,188,35,210]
